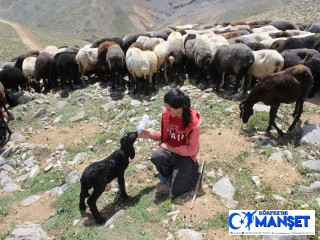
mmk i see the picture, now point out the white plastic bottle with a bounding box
[138,115,150,134]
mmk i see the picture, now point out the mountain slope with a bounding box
[0,0,295,40]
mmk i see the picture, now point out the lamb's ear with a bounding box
[128,145,135,159]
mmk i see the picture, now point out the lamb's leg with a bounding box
[288,100,304,132]
[267,105,284,137]
[87,183,106,224]
[118,174,129,200]
[292,100,300,118]
[79,182,90,211]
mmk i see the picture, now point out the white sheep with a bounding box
[244,49,284,91]
[143,37,165,51]
[154,41,168,70]
[75,47,98,86]
[126,47,150,95]
[22,56,37,82]
[143,50,158,93]
[43,45,59,57]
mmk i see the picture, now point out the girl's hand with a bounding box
[138,129,150,139]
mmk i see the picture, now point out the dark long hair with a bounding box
[164,88,191,128]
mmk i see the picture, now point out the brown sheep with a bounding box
[97,41,117,82]
[240,65,314,137]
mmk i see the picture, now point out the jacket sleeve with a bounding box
[173,124,200,157]
[149,131,161,141]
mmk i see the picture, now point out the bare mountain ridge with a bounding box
[0,0,303,40]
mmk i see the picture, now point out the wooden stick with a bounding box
[190,156,205,210]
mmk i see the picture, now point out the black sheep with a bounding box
[122,33,152,54]
[56,52,80,90]
[49,48,79,89]
[281,48,320,98]
[106,44,125,90]
[210,43,254,93]
[305,21,320,33]
[240,65,314,137]
[35,52,52,92]
[269,20,299,31]
[79,132,138,224]
[0,66,27,91]
[276,34,320,53]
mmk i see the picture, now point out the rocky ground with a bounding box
[0,79,320,239]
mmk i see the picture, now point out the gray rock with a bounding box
[56,101,68,109]
[10,132,25,142]
[206,171,216,179]
[46,185,68,197]
[0,172,12,187]
[253,104,270,112]
[1,164,17,175]
[33,108,47,118]
[135,164,147,171]
[114,111,126,121]
[70,152,88,165]
[283,150,293,160]
[29,165,40,178]
[18,92,34,104]
[176,229,202,240]
[212,177,235,200]
[6,222,51,240]
[225,107,234,114]
[299,181,320,193]
[299,149,308,159]
[130,100,142,107]
[15,173,29,183]
[301,124,320,146]
[252,176,260,186]
[44,163,54,172]
[53,115,62,124]
[0,156,5,166]
[3,182,21,192]
[64,170,80,185]
[272,194,287,204]
[302,160,320,171]
[268,152,283,161]
[101,101,116,111]
[104,209,125,227]
[21,195,41,207]
[1,147,13,158]
[70,111,86,122]
[23,156,35,168]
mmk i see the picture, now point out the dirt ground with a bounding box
[3,124,308,239]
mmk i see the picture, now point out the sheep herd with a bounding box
[0,19,320,137]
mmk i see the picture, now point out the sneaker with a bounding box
[160,175,169,184]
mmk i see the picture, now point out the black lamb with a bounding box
[79,132,138,224]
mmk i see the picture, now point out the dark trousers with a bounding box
[151,148,199,198]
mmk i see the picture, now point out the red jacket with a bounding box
[150,107,201,162]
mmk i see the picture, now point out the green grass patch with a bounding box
[0,169,66,220]
[244,111,269,134]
